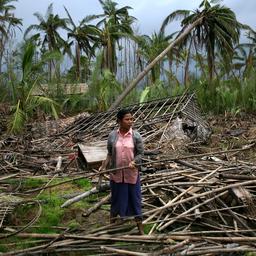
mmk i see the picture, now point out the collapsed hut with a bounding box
[68,93,212,168]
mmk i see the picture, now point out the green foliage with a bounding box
[7,40,61,134]
[72,178,92,190]
[85,54,123,111]
[139,80,172,103]
[209,81,240,114]
[61,93,89,114]
[7,177,93,238]
[0,75,9,102]
[121,88,141,106]
[240,75,256,111]
[24,3,69,54]
[136,32,170,83]
[195,73,256,114]
[7,100,26,134]
[161,0,241,81]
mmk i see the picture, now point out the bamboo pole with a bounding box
[177,246,256,255]
[100,245,148,256]
[11,232,256,244]
[61,184,110,208]
[82,194,110,218]
[150,239,190,256]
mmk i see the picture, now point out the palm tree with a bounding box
[0,0,22,73]
[64,7,101,81]
[232,43,256,79]
[136,32,170,83]
[95,0,136,74]
[24,3,68,80]
[8,39,60,134]
[161,0,241,81]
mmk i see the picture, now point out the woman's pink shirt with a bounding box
[110,128,138,184]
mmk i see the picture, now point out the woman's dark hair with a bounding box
[116,108,132,121]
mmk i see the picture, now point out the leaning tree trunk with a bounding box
[109,17,203,110]
[184,38,192,87]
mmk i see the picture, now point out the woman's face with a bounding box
[119,113,133,131]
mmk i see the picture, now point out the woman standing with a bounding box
[100,109,144,235]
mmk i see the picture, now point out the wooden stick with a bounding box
[13,232,256,243]
[61,184,109,208]
[0,173,20,181]
[150,239,190,256]
[82,194,110,217]
[100,245,148,256]
[55,156,62,172]
[178,246,256,255]
[219,173,256,180]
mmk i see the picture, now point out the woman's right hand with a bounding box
[129,161,136,170]
[99,165,105,172]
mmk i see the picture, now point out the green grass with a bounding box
[0,237,41,252]
[6,177,59,190]
[72,178,92,190]
[36,192,65,233]
[67,219,81,231]
[143,223,155,234]
[22,178,47,189]
[6,177,93,238]
[0,244,8,253]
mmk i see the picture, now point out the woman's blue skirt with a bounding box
[110,176,142,220]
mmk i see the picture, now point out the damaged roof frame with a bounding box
[60,93,211,144]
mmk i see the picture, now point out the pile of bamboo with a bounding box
[2,154,256,255]
[1,94,256,254]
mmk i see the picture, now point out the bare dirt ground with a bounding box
[206,113,256,162]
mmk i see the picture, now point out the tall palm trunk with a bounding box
[109,17,203,110]
[48,43,54,81]
[0,38,4,74]
[75,42,81,81]
[194,41,206,79]
[207,42,214,81]
[0,23,11,74]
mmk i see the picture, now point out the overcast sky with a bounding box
[14,0,256,38]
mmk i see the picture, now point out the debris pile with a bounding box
[1,93,256,255]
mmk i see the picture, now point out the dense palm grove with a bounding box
[0,0,256,133]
